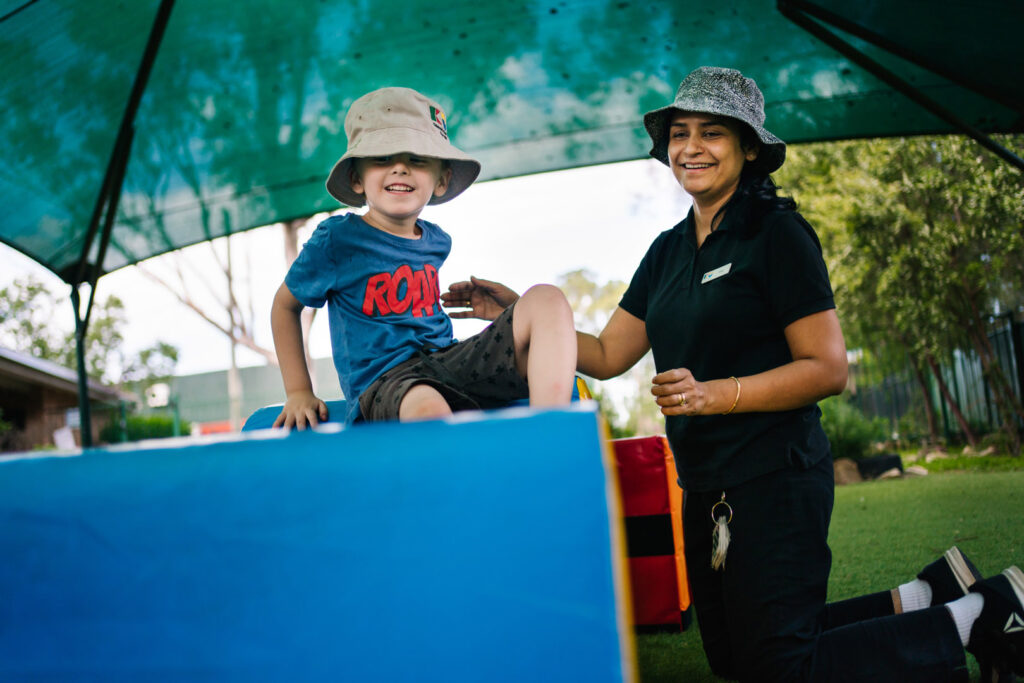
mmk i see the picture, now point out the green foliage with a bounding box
[777,135,1024,446]
[0,276,65,360]
[119,342,180,395]
[99,414,190,443]
[0,275,179,389]
[557,268,627,335]
[559,269,665,436]
[0,409,27,452]
[778,136,1024,360]
[918,454,1024,474]
[819,396,888,460]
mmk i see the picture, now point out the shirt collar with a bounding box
[678,193,751,246]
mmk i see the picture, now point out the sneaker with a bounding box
[919,546,984,605]
[967,566,1024,678]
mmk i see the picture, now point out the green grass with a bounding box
[635,468,1024,682]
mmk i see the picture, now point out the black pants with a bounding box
[683,455,969,682]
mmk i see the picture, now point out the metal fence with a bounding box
[849,315,1024,442]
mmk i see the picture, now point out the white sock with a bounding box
[946,593,984,646]
[898,579,934,612]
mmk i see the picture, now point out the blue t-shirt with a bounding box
[285,213,455,423]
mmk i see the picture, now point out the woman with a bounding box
[444,67,1023,682]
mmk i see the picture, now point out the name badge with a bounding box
[701,263,732,284]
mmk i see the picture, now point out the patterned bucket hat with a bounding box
[326,87,481,207]
[643,66,786,174]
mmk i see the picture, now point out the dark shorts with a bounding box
[358,304,529,422]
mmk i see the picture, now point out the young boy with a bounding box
[271,87,577,428]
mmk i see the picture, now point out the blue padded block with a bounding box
[0,406,632,682]
[242,398,349,431]
[242,383,586,431]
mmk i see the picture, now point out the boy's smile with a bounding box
[352,154,451,236]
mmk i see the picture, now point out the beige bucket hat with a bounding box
[326,87,481,207]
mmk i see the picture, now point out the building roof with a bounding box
[0,347,123,403]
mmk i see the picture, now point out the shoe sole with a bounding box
[995,566,1024,678]
[946,546,982,594]
[1005,565,1024,609]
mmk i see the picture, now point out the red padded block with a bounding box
[613,435,691,630]
[629,555,681,626]
[614,437,671,516]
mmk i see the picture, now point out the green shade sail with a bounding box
[2,0,1022,284]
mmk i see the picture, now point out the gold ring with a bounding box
[679,393,687,406]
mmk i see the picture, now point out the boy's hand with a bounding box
[441,276,519,321]
[273,391,329,430]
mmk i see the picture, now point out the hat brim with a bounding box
[326,127,481,207]
[642,103,786,174]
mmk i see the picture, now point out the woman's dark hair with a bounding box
[713,124,796,230]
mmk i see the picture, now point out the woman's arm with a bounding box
[651,308,848,416]
[443,277,651,380]
[577,306,651,380]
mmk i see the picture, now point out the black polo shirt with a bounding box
[620,202,835,492]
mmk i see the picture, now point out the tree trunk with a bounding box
[962,289,1024,423]
[908,353,940,445]
[228,344,242,431]
[956,279,1023,455]
[965,325,1022,455]
[926,354,979,448]
[226,234,243,431]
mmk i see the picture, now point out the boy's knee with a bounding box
[520,284,571,317]
[398,385,452,421]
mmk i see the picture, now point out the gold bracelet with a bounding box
[722,376,741,415]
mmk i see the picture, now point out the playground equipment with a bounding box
[1,405,637,681]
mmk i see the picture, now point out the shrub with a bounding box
[99,414,190,443]
[819,396,889,460]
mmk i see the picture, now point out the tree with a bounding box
[558,269,663,437]
[777,135,1024,452]
[0,275,179,391]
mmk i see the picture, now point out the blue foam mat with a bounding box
[0,406,632,682]
[242,381,584,431]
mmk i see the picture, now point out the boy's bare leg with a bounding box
[512,285,577,406]
[398,384,453,421]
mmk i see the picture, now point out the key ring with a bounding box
[710,493,732,524]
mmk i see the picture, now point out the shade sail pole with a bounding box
[779,0,1024,173]
[68,0,176,445]
[70,287,94,448]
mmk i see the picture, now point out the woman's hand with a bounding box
[651,367,709,416]
[441,275,520,321]
[273,390,328,430]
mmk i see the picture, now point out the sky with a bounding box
[1,158,692,407]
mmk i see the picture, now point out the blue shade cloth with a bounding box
[0,406,632,682]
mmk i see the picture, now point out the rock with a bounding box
[877,467,903,480]
[857,453,903,480]
[834,458,863,485]
[925,451,950,463]
[904,465,929,477]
